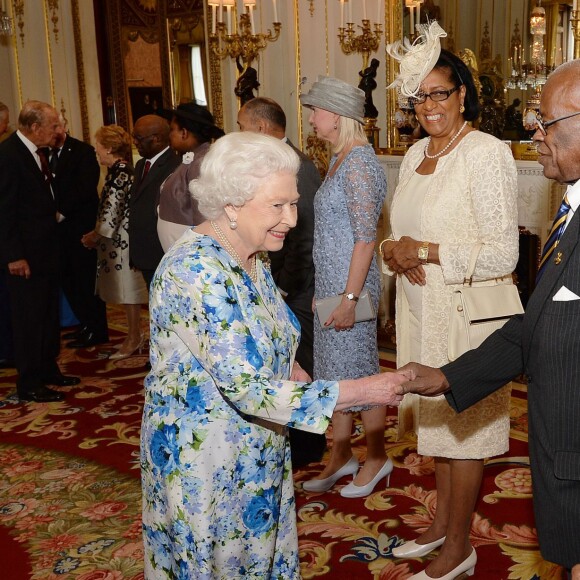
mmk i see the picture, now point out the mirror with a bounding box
[384,0,575,146]
[99,0,222,133]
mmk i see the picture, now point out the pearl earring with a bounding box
[333,124,337,130]
[229,220,237,230]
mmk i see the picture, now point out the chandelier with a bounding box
[0,0,13,37]
[506,3,552,91]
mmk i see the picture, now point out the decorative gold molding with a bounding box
[11,1,23,108]
[46,0,59,42]
[13,0,24,46]
[205,2,223,128]
[71,0,90,142]
[42,0,56,106]
[295,0,302,147]
[305,132,330,178]
[385,0,403,148]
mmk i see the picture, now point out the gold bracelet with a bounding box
[379,238,393,258]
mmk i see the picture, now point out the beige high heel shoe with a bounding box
[109,337,145,361]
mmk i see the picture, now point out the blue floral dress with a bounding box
[141,229,339,579]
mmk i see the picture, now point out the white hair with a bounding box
[189,132,300,219]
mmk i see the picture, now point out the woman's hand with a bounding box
[326,297,356,331]
[81,230,100,249]
[334,372,406,411]
[387,236,423,273]
[290,361,311,382]
[403,265,427,286]
[380,239,398,263]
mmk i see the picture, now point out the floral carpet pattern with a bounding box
[0,307,566,579]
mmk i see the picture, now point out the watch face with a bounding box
[418,247,429,260]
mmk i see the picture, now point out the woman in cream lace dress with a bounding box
[382,30,519,580]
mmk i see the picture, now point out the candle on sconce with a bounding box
[272,0,278,22]
[221,0,235,33]
[209,1,220,34]
[377,0,381,24]
[409,5,414,34]
[340,0,345,28]
[348,0,352,23]
[226,5,232,33]
[416,3,420,27]
[243,0,256,34]
[363,0,367,20]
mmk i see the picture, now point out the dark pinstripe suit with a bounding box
[440,206,580,568]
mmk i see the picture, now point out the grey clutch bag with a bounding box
[315,288,376,329]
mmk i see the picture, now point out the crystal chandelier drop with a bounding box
[0,0,14,37]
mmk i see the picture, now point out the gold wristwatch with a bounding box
[417,241,430,264]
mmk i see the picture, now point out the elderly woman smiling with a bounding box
[139,132,405,579]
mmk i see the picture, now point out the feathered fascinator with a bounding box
[386,21,448,98]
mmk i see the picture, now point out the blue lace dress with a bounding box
[141,230,339,579]
[313,144,386,389]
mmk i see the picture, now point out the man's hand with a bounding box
[396,362,450,397]
[8,259,31,279]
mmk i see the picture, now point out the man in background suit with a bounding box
[237,97,327,466]
[0,101,80,402]
[128,114,180,287]
[50,120,109,348]
[396,60,580,576]
[0,101,14,368]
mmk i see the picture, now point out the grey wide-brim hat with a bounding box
[300,76,365,124]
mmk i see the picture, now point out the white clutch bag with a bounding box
[315,288,376,329]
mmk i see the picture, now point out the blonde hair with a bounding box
[95,125,132,162]
[333,115,368,153]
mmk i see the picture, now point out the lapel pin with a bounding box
[554,252,563,265]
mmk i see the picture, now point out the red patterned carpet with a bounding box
[0,308,566,579]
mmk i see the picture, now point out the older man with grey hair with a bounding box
[398,59,580,578]
[0,101,80,402]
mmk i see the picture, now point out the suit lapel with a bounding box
[132,158,148,200]
[55,142,74,172]
[522,209,580,361]
[14,135,52,190]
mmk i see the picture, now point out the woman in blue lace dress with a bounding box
[300,77,390,498]
[140,132,404,579]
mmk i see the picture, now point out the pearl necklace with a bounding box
[210,221,257,283]
[424,121,468,159]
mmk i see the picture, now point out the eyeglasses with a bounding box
[132,132,158,143]
[535,111,580,136]
[409,86,461,106]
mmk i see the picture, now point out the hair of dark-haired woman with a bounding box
[173,115,223,144]
[434,48,480,121]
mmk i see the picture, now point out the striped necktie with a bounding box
[536,193,571,283]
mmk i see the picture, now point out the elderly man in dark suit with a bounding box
[50,121,109,348]
[0,100,80,402]
[237,97,327,466]
[396,60,580,577]
[128,114,180,287]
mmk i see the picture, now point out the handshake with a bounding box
[335,362,451,411]
[370,362,451,408]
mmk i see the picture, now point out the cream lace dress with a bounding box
[389,131,519,459]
